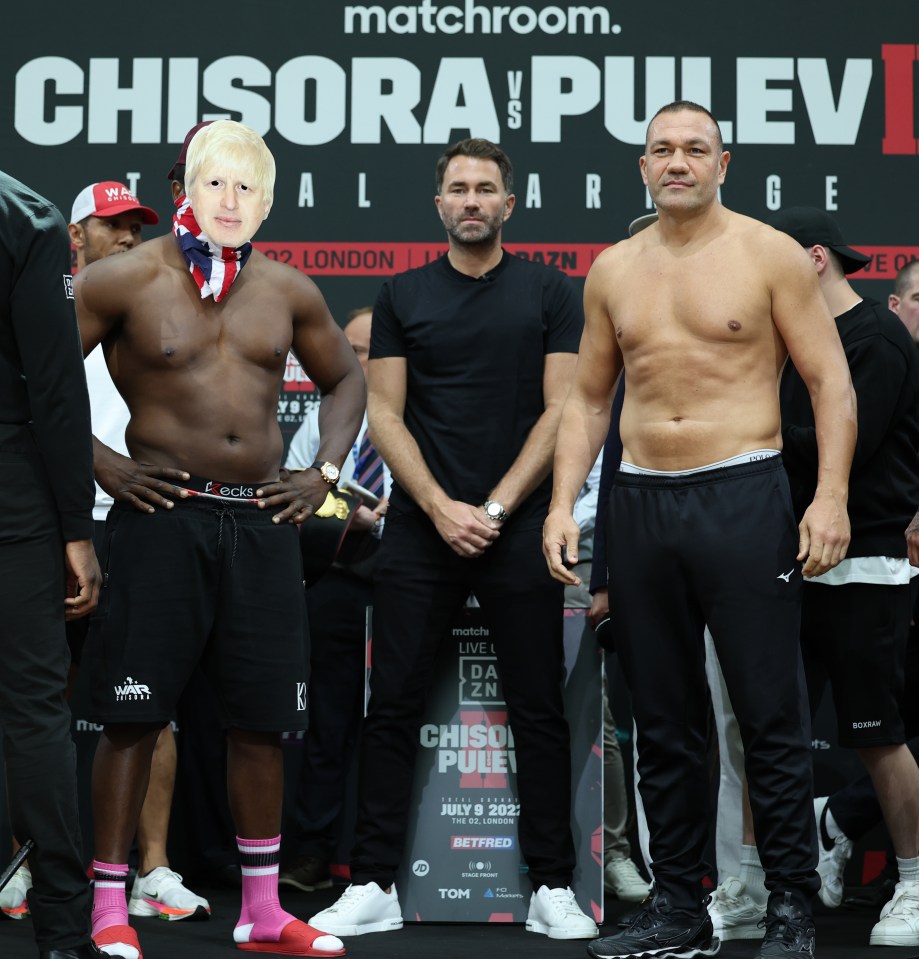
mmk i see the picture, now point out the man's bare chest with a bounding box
[118,282,293,372]
[614,258,770,350]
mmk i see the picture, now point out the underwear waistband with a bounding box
[619,448,781,477]
[179,475,267,503]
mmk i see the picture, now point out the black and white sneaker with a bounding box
[755,892,815,959]
[587,891,720,959]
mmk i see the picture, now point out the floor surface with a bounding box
[3,881,919,958]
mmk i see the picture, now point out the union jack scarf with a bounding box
[172,194,252,303]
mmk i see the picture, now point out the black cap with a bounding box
[767,207,871,275]
[166,121,214,181]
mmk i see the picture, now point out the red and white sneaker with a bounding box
[0,865,31,920]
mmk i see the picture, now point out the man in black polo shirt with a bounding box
[310,138,597,941]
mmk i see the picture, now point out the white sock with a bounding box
[897,855,919,884]
[739,845,767,904]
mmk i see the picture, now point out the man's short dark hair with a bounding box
[347,305,373,322]
[435,138,514,194]
[646,100,724,153]
[894,260,919,298]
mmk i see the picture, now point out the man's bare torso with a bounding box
[90,235,297,483]
[600,210,788,470]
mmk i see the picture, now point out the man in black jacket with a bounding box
[772,207,919,948]
[0,169,102,958]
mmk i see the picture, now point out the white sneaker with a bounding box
[0,865,31,919]
[128,866,211,920]
[604,858,650,902]
[814,796,853,908]
[525,885,598,939]
[706,876,766,940]
[870,881,919,946]
[308,882,403,936]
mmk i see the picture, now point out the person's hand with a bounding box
[95,447,190,513]
[431,499,500,558]
[906,509,919,568]
[349,496,388,534]
[798,490,850,577]
[542,506,581,584]
[256,468,332,525]
[588,587,609,630]
[349,503,379,533]
[63,539,101,620]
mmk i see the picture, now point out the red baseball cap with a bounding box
[166,120,214,181]
[70,182,159,225]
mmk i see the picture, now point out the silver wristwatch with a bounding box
[483,500,508,522]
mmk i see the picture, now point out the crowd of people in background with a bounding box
[1,101,918,959]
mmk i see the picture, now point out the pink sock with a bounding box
[91,860,129,937]
[236,835,292,942]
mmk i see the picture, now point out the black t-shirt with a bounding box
[781,296,919,558]
[371,250,583,526]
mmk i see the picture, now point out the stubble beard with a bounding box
[444,214,502,248]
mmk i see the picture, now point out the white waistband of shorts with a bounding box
[619,449,780,477]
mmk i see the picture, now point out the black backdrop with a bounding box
[3,0,917,329]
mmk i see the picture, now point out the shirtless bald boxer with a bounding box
[75,120,365,959]
[543,101,857,959]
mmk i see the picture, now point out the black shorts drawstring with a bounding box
[213,506,239,567]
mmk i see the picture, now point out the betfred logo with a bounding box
[450,836,515,850]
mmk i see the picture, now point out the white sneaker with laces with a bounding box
[308,882,403,936]
[128,866,211,920]
[525,885,598,939]
[604,858,650,902]
[0,865,31,919]
[706,876,766,940]
[814,796,853,909]
[870,881,919,946]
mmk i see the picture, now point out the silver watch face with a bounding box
[322,463,340,483]
[485,502,503,519]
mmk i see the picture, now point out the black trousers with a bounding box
[284,568,370,863]
[350,511,576,890]
[0,425,91,949]
[607,456,819,912]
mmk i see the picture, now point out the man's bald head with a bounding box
[344,307,372,378]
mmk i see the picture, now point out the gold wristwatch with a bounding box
[309,460,341,485]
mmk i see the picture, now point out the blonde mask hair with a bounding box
[185,119,275,214]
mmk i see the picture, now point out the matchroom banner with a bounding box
[3,0,917,339]
[386,607,603,924]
